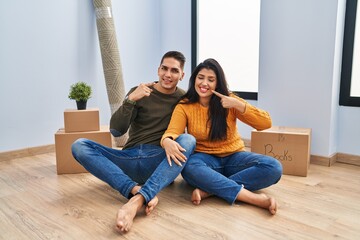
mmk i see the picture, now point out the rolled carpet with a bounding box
[93,0,128,147]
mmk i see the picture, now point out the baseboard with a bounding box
[337,152,360,166]
[0,144,55,162]
[311,153,360,167]
[310,154,337,167]
[2,141,360,167]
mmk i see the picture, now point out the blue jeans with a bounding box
[181,151,282,204]
[71,134,196,204]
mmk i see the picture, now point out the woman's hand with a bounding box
[162,137,187,166]
[212,90,246,113]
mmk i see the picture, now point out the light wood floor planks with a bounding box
[0,152,359,240]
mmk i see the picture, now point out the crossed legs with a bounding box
[114,134,196,232]
[182,151,282,215]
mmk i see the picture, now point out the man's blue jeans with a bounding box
[71,134,196,204]
[181,151,283,204]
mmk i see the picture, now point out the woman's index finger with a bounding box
[212,90,225,98]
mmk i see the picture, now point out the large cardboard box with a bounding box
[64,108,100,133]
[55,126,112,174]
[251,126,311,177]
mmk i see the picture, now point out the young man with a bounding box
[71,51,196,232]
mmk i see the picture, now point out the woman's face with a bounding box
[195,68,217,102]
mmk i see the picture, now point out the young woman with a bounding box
[161,58,282,215]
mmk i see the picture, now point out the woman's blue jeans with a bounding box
[181,151,283,204]
[71,134,196,204]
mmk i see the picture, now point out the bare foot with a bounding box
[130,186,159,216]
[115,195,144,232]
[145,196,159,215]
[191,188,211,205]
[130,185,141,195]
[252,193,277,215]
[237,189,278,215]
[263,194,277,215]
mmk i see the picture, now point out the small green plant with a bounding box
[68,81,92,102]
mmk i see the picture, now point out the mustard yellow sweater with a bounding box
[161,94,272,156]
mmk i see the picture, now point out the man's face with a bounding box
[157,57,184,94]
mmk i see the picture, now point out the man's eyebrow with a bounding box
[161,64,180,70]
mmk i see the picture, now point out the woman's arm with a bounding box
[232,94,272,131]
[212,91,271,131]
[161,104,188,166]
[161,104,188,146]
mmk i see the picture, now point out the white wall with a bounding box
[258,0,341,157]
[257,0,360,157]
[0,0,161,152]
[1,0,359,157]
[338,107,360,155]
[159,0,193,90]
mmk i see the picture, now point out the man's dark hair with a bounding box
[160,51,186,70]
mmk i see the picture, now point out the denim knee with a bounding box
[71,138,88,161]
[176,134,196,153]
[181,157,203,185]
[273,158,283,182]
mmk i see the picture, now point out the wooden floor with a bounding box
[0,152,359,240]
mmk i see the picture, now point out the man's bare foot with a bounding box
[145,196,159,215]
[130,186,159,216]
[130,185,141,195]
[191,188,211,205]
[116,195,144,232]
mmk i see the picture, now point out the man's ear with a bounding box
[180,72,185,80]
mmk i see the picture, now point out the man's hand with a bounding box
[212,90,246,113]
[162,137,187,166]
[128,82,156,102]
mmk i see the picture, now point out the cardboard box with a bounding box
[64,108,100,133]
[251,126,311,177]
[55,126,112,174]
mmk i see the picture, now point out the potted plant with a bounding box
[68,81,92,110]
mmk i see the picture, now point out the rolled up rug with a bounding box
[93,0,128,147]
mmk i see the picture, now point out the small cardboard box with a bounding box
[251,126,311,177]
[64,108,100,133]
[55,126,112,174]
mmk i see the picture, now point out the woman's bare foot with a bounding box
[249,193,277,215]
[191,188,211,205]
[268,197,277,215]
[260,194,277,215]
[237,189,278,215]
[116,195,144,232]
[145,196,159,215]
